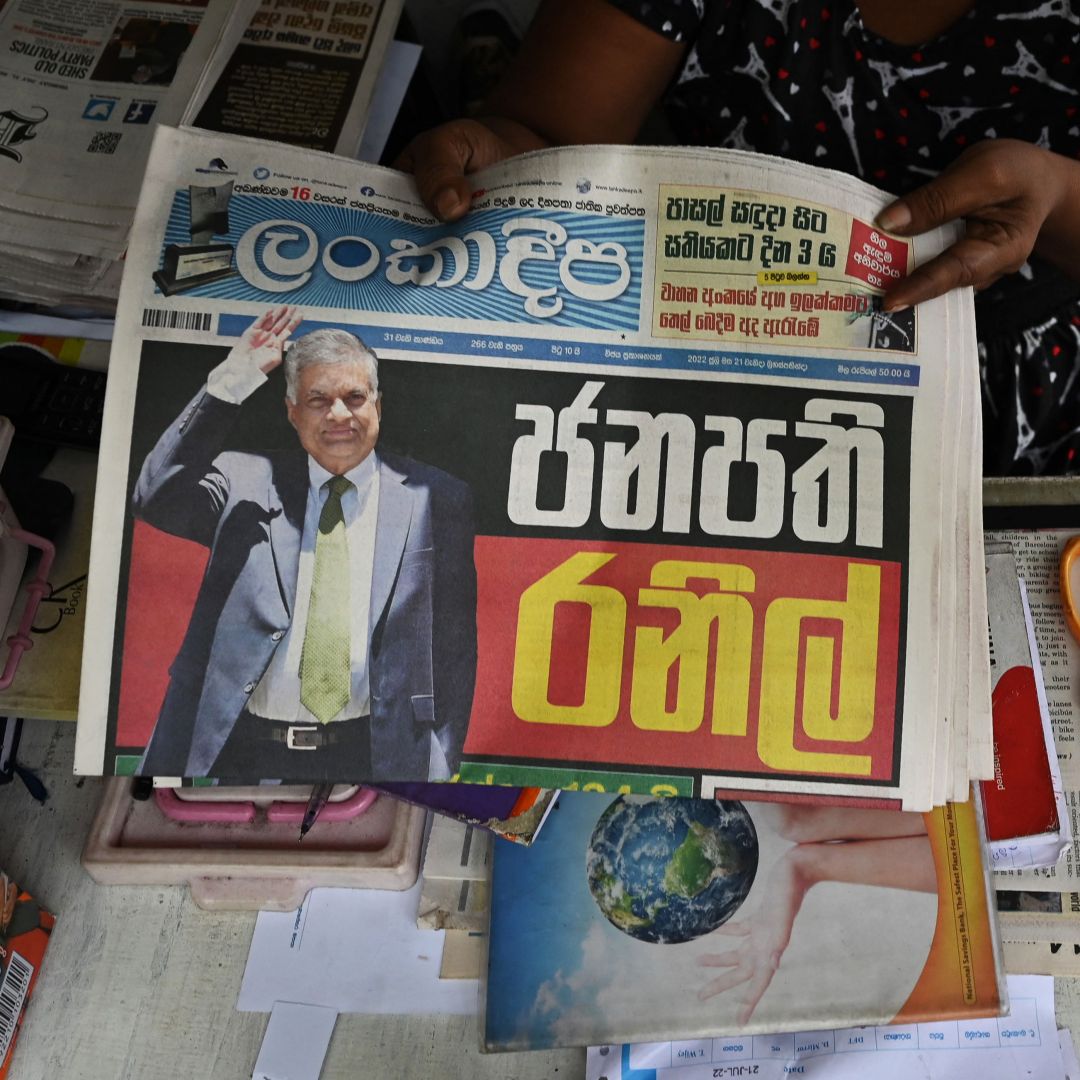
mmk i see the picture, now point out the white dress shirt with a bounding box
[247,453,380,722]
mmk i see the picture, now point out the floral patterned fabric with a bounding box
[608,0,1080,474]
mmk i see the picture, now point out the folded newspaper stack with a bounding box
[0,0,400,311]
[75,125,993,811]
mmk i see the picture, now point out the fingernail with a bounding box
[876,203,911,232]
[881,297,911,314]
[435,189,462,220]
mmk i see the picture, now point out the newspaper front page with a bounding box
[0,0,244,243]
[74,126,986,809]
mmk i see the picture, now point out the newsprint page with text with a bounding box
[74,125,991,810]
[0,0,241,253]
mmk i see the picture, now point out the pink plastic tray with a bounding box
[82,778,425,911]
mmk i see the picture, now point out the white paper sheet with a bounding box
[237,881,478,1015]
[586,976,1063,1080]
[252,1002,336,1080]
[0,310,114,343]
[356,40,422,163]
[1061,1028,1080,1080]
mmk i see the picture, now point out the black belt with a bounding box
[244,713,370,751]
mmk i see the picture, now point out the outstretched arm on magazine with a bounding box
[697,807,935,1024]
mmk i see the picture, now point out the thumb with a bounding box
[397,120,508,222]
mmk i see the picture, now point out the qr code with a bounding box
[87,131,122,154]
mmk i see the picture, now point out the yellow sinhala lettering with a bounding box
[631,560,755,734]
[512,552,626,726]
[758,563,880,775]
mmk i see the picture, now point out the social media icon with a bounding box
[83,98,116,121]
[123,101,156,124]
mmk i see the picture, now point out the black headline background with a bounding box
[124,342,914,561]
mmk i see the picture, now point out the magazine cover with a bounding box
[75,126,989,810]
[0,871,55,1078]
[484,791,1003,1050]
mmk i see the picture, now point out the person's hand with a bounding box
[395,117,549,222]
[228,305,302,374]
[1,873,16,927]
[877,139,1074,311]
[696,851,809,1024]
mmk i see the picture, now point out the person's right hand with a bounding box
[395,117,549,222]
[228,305,302,374]
[696,849,810,1024]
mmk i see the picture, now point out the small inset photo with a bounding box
[91,16,197,86]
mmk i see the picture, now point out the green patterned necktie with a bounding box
[300,474,353,724]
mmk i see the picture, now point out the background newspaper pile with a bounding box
[0,0,400,311]
[76,126,993,810]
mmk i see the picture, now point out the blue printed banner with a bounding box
[160,192,644,332]
[217,313,921,386]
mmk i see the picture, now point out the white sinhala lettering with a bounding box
[507,381,603,526]
[236,219,318,292]
[322,236,379,282]
[383,231,497,289]
[506,386,886,545]
[699,416,787,538]
[791,399,885,547]
[559,239,631,304]
[500,217,567,317]
[600,410,695,532]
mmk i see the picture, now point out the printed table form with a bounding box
[586,976,1066,1079]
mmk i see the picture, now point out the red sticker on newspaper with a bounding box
[845,220,908,289]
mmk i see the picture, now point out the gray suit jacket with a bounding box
[134,387,477,780]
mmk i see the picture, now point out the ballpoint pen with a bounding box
[299,782,334,841]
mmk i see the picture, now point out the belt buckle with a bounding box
[285,724,319,750]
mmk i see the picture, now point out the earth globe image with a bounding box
[586,796,758,945]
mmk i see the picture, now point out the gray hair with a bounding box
[283,328,379,403]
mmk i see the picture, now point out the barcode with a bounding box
[87,131,122,154]
[0,951,33,1060]
[141,308,213,332]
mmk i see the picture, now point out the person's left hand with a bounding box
[876,139,1073,311]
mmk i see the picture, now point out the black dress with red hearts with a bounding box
[608,0,1080,474]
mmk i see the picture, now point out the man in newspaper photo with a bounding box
[133,306,477,782]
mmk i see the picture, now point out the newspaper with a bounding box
[73,125,991,809]
[0,0,246,245]
[997,889,1080,944]
[1002,939,1080,977]
[0,0,258,309]
[185,0,403,156]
